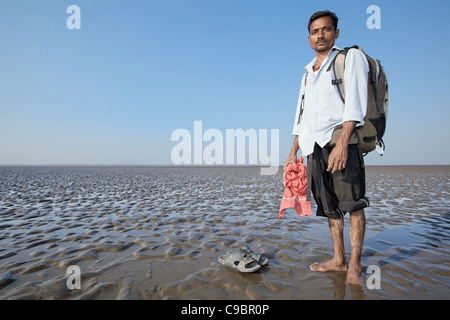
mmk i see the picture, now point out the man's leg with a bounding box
[310,217,347,272]
[346,208,366,285]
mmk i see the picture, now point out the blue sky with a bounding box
[1,0,449,165]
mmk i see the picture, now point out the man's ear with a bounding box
[335,29,340,39]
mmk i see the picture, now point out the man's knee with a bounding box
[350,208,365,217]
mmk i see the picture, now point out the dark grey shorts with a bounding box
[307,143,369,219]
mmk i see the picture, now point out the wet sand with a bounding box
[0,165,449,300]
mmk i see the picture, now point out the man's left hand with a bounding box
[327,121,357,173]
[327,144,348,174]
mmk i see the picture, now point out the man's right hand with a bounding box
[284,154,297,174]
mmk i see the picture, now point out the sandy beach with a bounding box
[0,165,449,300]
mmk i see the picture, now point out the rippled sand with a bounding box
[0,165,448,300]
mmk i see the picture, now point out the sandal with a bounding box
[241,245,269,266]
[218,250,261,273]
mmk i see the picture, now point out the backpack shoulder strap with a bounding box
[326,46,359,72]
[327,46,360,103]
[296,70,308,125]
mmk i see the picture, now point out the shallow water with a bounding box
[0,165,448,300]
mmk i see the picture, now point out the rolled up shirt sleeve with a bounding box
[342,49,369,125]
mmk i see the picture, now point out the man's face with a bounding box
[308,16,339,53]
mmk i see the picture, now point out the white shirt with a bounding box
[292,46,369,156]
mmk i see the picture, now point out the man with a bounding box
[285,11,369,286]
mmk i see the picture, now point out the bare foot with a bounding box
[345,266,364,286]
[310,258,347,272]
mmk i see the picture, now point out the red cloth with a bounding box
[279,157,312,219]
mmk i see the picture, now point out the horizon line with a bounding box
[0,164,449,167]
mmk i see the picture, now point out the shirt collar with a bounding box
[305,45,342,73]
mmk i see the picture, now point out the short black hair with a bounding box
[308,10,338,33]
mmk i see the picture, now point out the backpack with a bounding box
[328,45,388,155]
